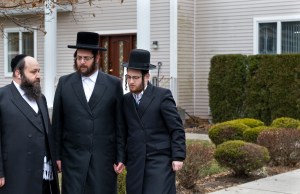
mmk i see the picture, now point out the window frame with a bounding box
[3,28,37,77]
[253,15,300,54]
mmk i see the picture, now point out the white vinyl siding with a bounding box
[177,0,195,115]
[150,0,171,90]
[56,0,137,78]
[195,0,300,119]
[0,19,44,87]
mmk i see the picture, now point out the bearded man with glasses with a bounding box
[122,49,186,194]
[52,31,126,194]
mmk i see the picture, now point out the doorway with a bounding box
[99,35,136,79]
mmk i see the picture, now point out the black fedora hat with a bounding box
[68,31,106,51]
[122,49,156,70]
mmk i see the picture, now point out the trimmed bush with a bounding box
[228,118,264,128]
[243,126,270,143]
[257,128,300,166]
[208,54,247,123]
[270,117,300,128]
[177,143,214,189]
[214,140,270,176]
[208,122,249,145]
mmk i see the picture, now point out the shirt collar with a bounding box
[13,80,26,97]
[82,70,98,83]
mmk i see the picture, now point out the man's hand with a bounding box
[113,162,125,174]
[56,160,62,173]
[172,161,183,171]
[0,177,5,187]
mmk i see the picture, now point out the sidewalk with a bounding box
[185,133,300,194]
[208,168,300,194]
[185,132,210,141]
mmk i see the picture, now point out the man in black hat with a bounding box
[0,55,60,194]
[122,49,186,194]
[52,31,126,194]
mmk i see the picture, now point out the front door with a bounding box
[99,35,136,79]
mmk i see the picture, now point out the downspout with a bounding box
[170,0,178,103]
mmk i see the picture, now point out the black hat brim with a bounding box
[122,62,156,70]
[68,45,107,51]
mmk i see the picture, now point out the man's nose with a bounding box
[36,72,41,78]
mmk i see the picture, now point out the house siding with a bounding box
[0,18,46,89]
[2,0,300,120]
[56,0,137,79]
[195,0,300,119]
[150,0,171,90]
[177,0,195,115]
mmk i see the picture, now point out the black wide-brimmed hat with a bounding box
[68,31,106,51]
[122,49,156,70]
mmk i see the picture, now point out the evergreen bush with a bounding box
[208,122,249,145]
[214,140,270,175]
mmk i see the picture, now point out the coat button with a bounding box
[27,152,32,155]
[28,134,32,138]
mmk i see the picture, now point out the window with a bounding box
[259,23,277,54]
[254,16,300,54]
[4,28,37,77]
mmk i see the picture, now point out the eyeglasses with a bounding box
[125,74,142,81]
[75,56,94,62]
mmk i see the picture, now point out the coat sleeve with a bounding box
[52,77,64,160]
[115,80,127,164]
[160,89,186,161]
[0,123,4,178]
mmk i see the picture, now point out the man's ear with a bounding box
[15,70,21,79]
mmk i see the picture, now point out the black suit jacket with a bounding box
[52,71,126,194]
[123,83,186,194]
[0,83,60,194]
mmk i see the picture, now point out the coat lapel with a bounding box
[88,72,107,110]
[72,73,93,116]
[137,83,155,118]
[125,93,145,128]
[9,83,43,132]
[37,97,49,133]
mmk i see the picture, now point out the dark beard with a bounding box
[74,61,97,77]
[20,75,41,100]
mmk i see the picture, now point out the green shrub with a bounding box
[214,140,270,176]
[117,170,126,194]
[257,128,300,166]
[208,122,249,145]
[228,118,264,128]
[243,126,270,143]
[270,117,300,128]
[208,54,247,123]
[177,143,214,189]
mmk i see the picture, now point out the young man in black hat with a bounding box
[122,49,186,194]
[0,55,60,194]
[52,32,126,194]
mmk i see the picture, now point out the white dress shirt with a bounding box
[82,70,98,102]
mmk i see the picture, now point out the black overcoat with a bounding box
[0,83,60,194]
[123,83,186,194]
[52,71,126,194]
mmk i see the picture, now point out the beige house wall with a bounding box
[177,0,195,116]
[150,0,171,90]
[2,0,300,120]
[194,0,300,119]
